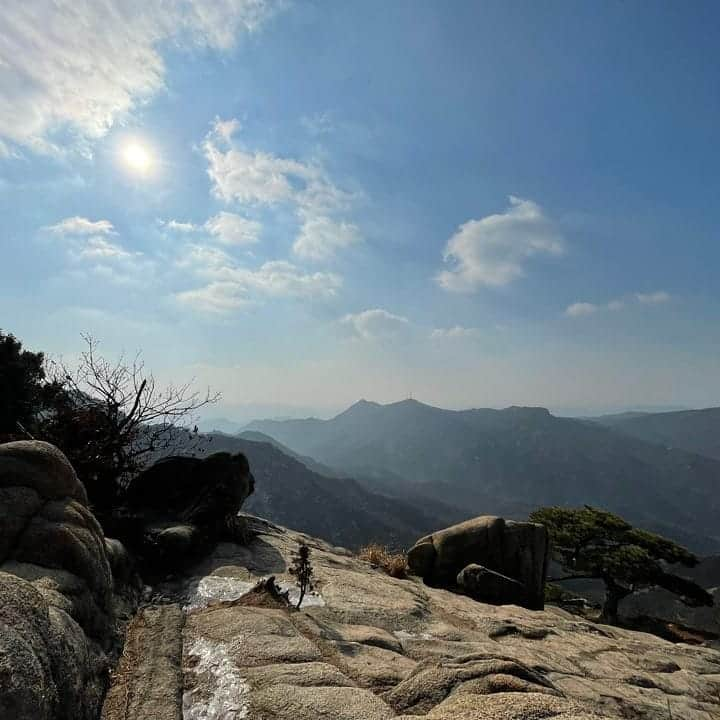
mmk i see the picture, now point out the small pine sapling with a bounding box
[289,541,314,609]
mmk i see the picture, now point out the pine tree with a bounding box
[531,505,713,624]
[289,541,314,609]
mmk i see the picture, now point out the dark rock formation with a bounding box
[456,564,528,606]
[123,452,255,528]
[0,440,115,720]
[407,515,548,609]
[112,452,255,577]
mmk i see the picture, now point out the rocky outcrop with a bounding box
[111,452,255,577]
[457,564,527,606]
[101,604,184,720]
[0,440,116,720]
[123,453,255,528]
[105,514,720,719]
[407,516,549,609]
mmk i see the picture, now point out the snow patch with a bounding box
[183,636,250,720]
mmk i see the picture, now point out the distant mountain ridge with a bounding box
[245,399,720,553]
[592,406,720,461]
[169,431,466,550]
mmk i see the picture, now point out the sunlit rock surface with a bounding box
[106,514,720,720]
[0,441,116,720]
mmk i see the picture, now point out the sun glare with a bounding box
[122,142,153,174]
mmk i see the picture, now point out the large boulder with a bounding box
[123,452,255,528]
[113,452,255,576]
[0,440,114,643]
[0,440,116,720]
[407,516,548,609]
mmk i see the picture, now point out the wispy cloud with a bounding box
[0,1,279,154]
[565,302,600,317]
[293,215,361,261]
[203,118,361,261]
[163,220,197,233]
[341,308,410,341]
[437,196,564,292]
[76,237,132,261]
[300,111,335,136]
[176,241,341,314]
[636,291,671,305]
[45,216,115,236]
[430,325,481,339]
[41,215,149,284]
[162,212,261,246]
[205,211,261,246]
[564,291,671,318]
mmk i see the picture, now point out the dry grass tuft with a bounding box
[358,543,408,579]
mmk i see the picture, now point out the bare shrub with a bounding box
[358,544,408,579]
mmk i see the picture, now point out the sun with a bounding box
[122,142,153,174]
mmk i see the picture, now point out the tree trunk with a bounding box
[600,578,631,624]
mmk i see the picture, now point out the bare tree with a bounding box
[40,334,220,511]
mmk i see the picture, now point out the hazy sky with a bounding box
[2,1,719,419]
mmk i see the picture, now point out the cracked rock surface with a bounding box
[107,515,720,720]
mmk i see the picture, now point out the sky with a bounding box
[1,0,719,421]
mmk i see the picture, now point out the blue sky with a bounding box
[1,1,719,420]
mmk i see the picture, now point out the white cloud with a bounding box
[430,325,481,339]
[293,216,361,261]
[175,281,254,314]
[636,291,671,305]
[176,244,236,275]
[176,242,341,313]
[205,211,261,246]
[301,112,334,136]
[77,237,132,260]
[45,216,115,236]
[437,196,564,292]
[341,308,410,341]
[203,118,360,260]
[204,120,315,205]
[211,117,242,143]
[163,220,198,233]
[41,215,149,284]
[565,291,672,318]
[0,1,278,153]
[236,260,341,299]
[565,302,599,317]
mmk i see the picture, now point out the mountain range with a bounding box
[592,406,720,461]
[244,399,720,553]
[183,432,466,550]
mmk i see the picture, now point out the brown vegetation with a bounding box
[358,543,408,578]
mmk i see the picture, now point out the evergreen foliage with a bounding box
[0,330,47,437]
[288,541,314,609]
[530,505,713,623]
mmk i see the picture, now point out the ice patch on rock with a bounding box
[283,584,326,608]
[185,576,256,611]
[184,575,325,610]
[393,630,433,641]
[183,636,249,719]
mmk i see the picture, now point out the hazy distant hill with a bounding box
[173,432,465,550]
[592,407,720,461]
[246,399,720,553]
[237,430,339,478]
